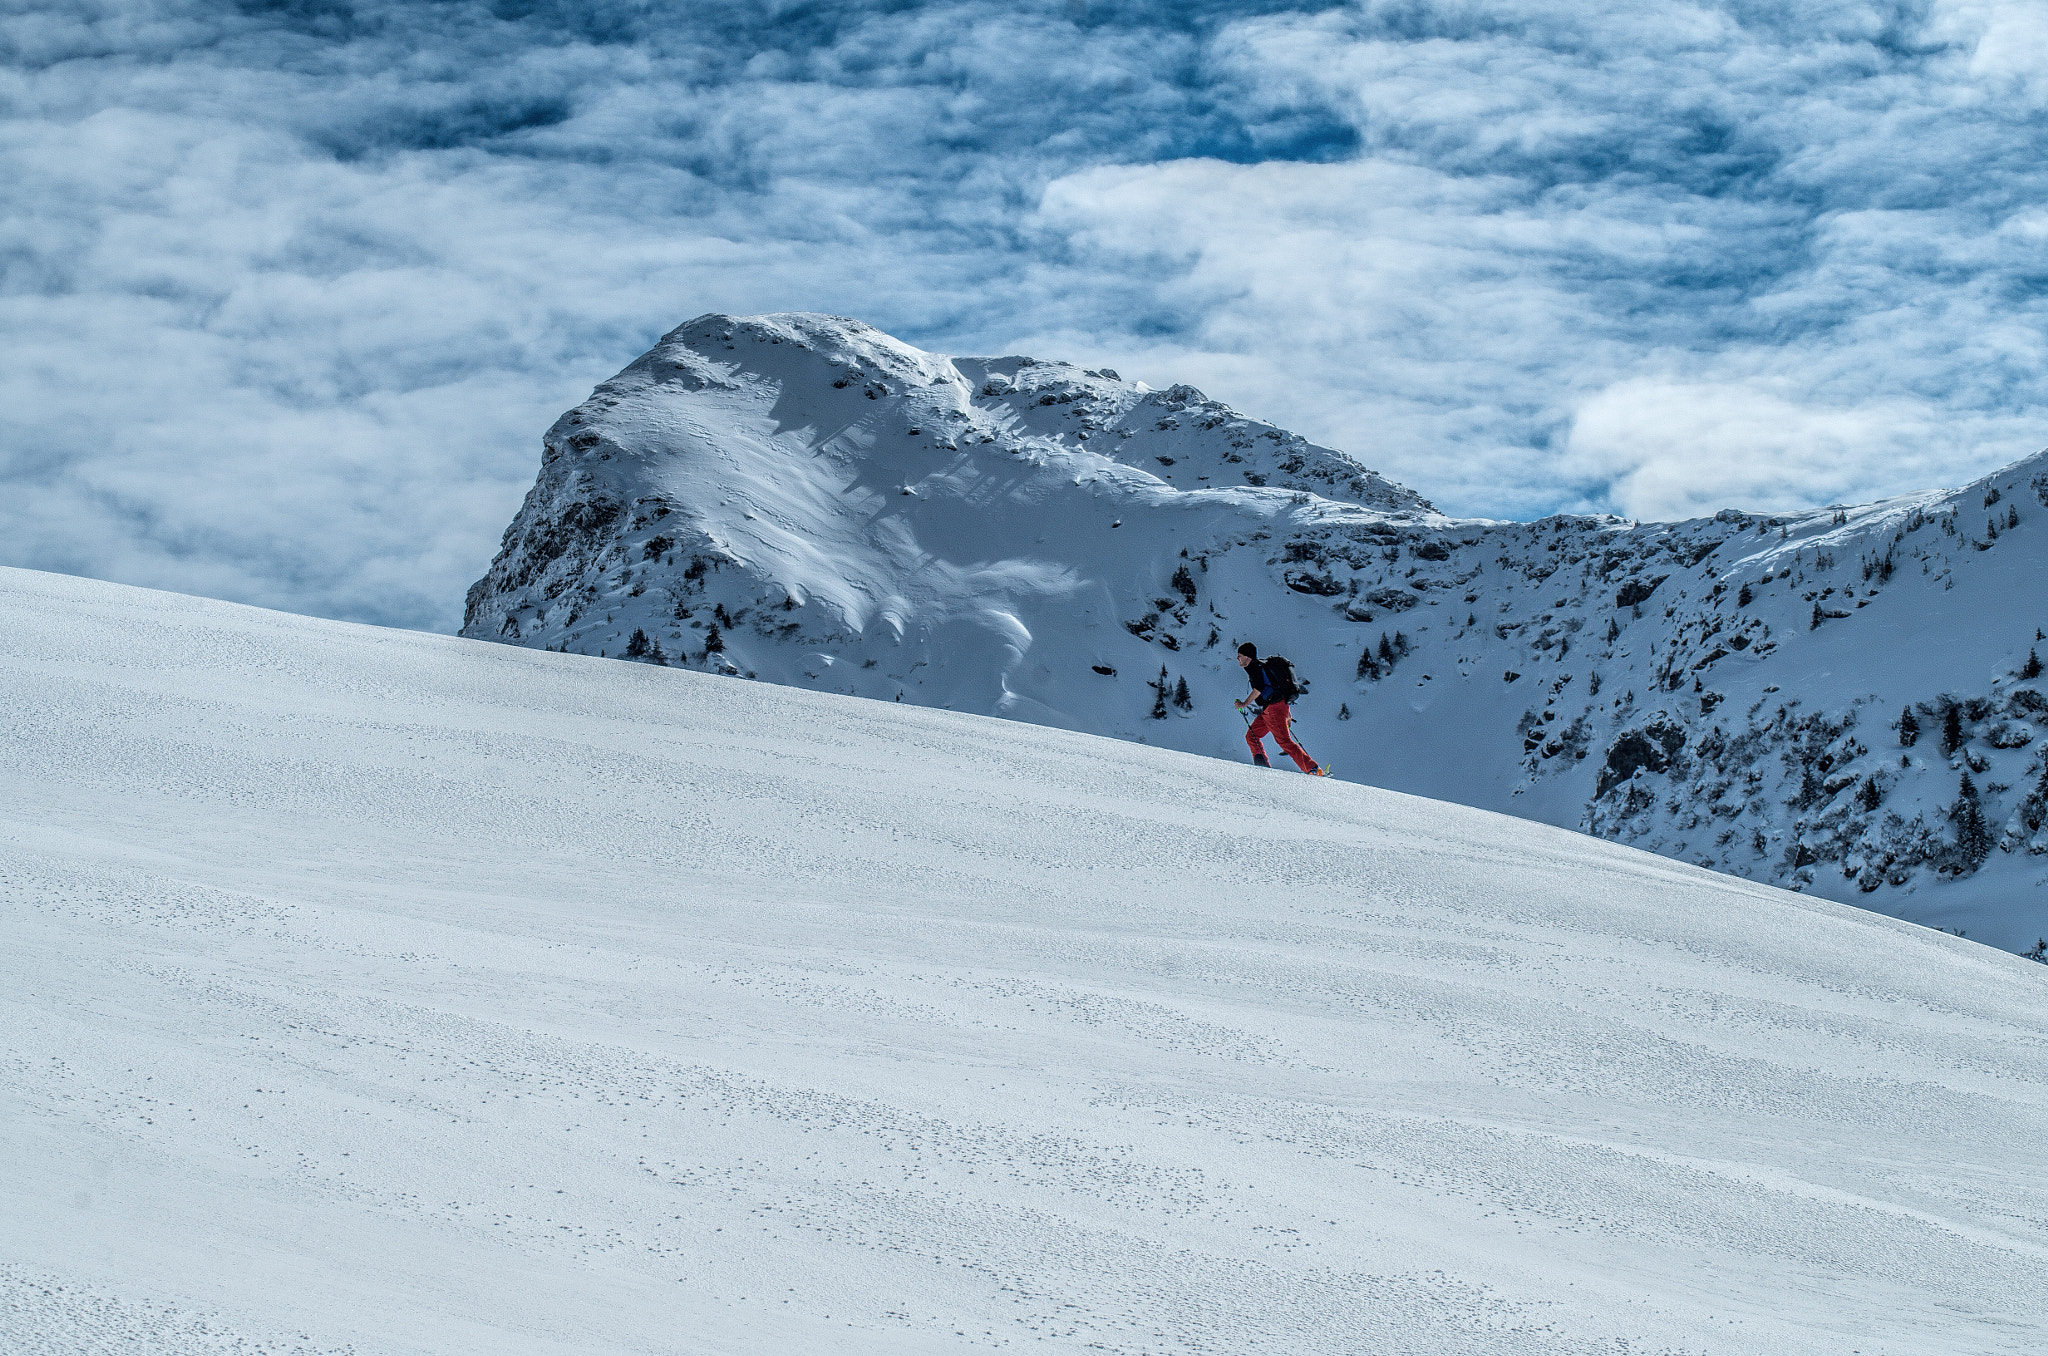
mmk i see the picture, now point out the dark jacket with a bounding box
[1245,659,1281,710]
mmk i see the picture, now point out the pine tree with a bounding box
[2018,762,2048,837]
[1393,631,1409,656]
[1337,703,1352,720]
[1378,633,1395,665]
[703,624,724,654]
[1796,760,1822,810]
[1172,675,1192,711]
[1170,564,1197,605]
[2024,649,2043,680]
[624,628,651,659]
[1150,665,1169,719]
[1356,648,1377,680]
[1941,699,1964,756]
[1858,776,1882,812]
[1898,705,1919,747]
[1810,602,1824,630]
[649,639,669,666]
[1951,771,1991,873]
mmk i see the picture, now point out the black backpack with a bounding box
[1263,655,1301,703]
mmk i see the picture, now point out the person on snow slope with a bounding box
[1235,642,1326,775]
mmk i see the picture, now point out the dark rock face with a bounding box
[1596,721,1687,799]
[1284,571,1345,596]
[1363,587,1420,612]
[1615,575,1669,608]
[463,491,627,631]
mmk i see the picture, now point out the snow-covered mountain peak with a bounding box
[617,311,956,397]
[467,317,2048,952]
[474,310,1441,699]
[556,310,1433,513]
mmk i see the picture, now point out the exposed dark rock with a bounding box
[1363,587,1420,612]
[1597,721,1687,799]
[1615,575,1669,608]
[1285,570,1345,596]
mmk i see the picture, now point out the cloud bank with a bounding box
[5,0,2046,629]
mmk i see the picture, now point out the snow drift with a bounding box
[6,565,2047,1354]
[462,313,2048,950]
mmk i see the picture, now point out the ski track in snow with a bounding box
[5,566,2047,1354]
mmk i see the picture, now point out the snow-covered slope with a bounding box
[463,313,2048,951]
[7,565,2048,1354]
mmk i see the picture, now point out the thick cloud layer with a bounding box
[6,0,2045,630]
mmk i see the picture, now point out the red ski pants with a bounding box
[1245,701,1317,772]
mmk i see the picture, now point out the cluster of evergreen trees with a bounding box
[1149,666,1193,718]
[1355,631,1409,680]
[621,625,722,665]
[622,628,666,663]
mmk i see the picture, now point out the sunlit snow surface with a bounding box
[6,566,2047,1354]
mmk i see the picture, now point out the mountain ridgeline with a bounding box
[464,313,2048,950]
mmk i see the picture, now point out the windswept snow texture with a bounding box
[8,565,2048,1355]
[463,313,2048,951]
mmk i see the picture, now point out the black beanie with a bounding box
[1237,642,1258,658]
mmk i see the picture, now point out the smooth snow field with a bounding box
[5,566,2047,1356]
